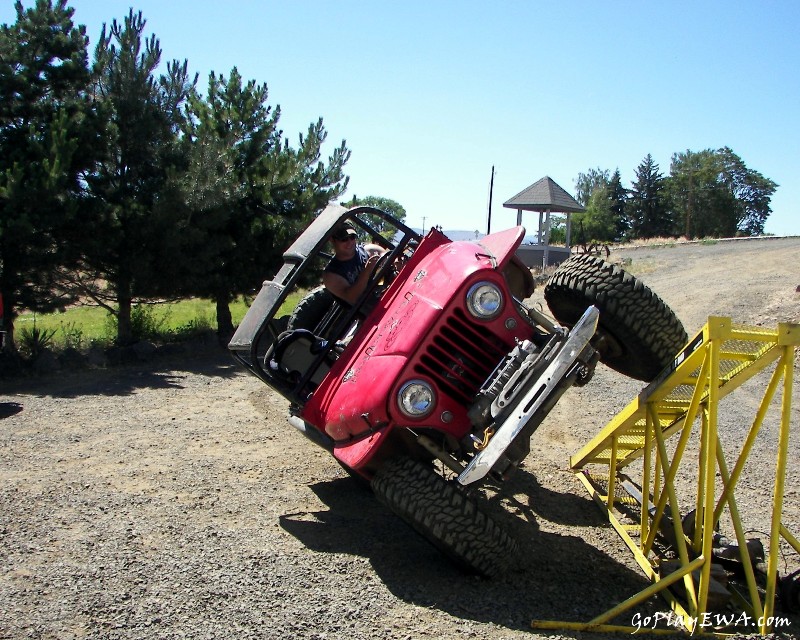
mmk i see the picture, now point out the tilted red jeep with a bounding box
[229,204,687,576]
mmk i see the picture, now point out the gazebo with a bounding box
[503,176,584,268]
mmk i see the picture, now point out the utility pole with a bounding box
[422,216,427,235]
[685,166,693,240]
[487,165,495,235]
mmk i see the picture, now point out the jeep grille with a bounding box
[414,308,511,406]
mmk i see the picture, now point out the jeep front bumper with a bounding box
[457,305,599,485]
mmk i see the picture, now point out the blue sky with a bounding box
[5,1,799,235]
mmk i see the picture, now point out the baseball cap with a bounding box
[332,222,358,241]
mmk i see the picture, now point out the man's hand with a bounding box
[364,254,381,274]
[364,243,385,258]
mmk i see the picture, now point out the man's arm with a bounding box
[322,254,381,305]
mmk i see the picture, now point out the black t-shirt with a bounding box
[324,245,368,285]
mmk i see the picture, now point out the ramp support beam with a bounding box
[533,317,800,636]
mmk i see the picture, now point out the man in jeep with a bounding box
[322,221,384,305]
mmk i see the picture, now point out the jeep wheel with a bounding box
[371,457,517,577]
[544,254,687,381]
[288,286,334,333]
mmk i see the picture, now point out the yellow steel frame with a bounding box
[532,317,800,636]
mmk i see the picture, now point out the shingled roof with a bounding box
[503,176,584,213]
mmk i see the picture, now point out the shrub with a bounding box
[59,321,84,350]
[103,305,172,344]
[131,304,171,341]
[171,312,214,341]
[19,320,57,359]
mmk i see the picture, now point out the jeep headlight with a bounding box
[466,282,503,319]
[397,380,435,419]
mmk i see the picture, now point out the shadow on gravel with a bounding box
[280,474,657,634]
[513,467,606,528]
[0,401,23,418]
[0,347,240,399]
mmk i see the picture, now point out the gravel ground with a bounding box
[2,237,800,639]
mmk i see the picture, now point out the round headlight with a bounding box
[397,380,435,418]
[466,282,503,319]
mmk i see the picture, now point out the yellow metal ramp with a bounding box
[571,317,794,471]
[533,317,800,636]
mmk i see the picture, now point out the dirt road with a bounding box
[2,237,799,639]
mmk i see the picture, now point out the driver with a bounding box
[322,221,385,305]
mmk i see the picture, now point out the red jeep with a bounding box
[229,204,686,576]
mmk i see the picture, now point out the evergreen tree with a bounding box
[182,68,350,338]
[81,10,195,344]
[629,154,671,238]
[0,0,97,353]
[666,148,776,238]
[607,169,629,240]
[545,216,567,245]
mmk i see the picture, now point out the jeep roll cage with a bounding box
[228,204,421,405]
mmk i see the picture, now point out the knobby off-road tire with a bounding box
[287,286,334,333]
[371,457,517,578]
[544,254,688,381]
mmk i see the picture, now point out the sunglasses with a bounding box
[334,235,356,242]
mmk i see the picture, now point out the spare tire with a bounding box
[288,286,335,333]
[544,254,687,381]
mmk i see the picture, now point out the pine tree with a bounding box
[712,148,776,236]
[629,155,671,239]
[608,169,629,240]
[82,9,195,344]
[0,0,97,353]
[181,68,350,338]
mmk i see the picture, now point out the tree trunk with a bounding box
[215,295,234,345]
[116,272,134,345]
[0,289,17,355]
[117,296,133,345]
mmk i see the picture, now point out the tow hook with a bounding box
[471,426,495,451]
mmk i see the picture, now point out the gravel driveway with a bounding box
[2,237,799,639]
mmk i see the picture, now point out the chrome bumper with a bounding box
[457,305,599,485]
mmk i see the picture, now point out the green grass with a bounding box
[16,305,110,338]
[14,291,308,350]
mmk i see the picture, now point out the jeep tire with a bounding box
[544,254,688,381]
[288,286,334,333]
[371,457,517,577]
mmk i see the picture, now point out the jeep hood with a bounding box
[477,226,527,270]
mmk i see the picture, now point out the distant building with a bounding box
[503,176,584,268]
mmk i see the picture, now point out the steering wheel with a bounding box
[367,250,399,291]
